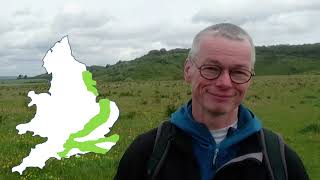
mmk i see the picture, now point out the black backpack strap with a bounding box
[147,121,176,180]
[260,128,288,180]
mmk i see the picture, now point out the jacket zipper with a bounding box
[212,148,219,166]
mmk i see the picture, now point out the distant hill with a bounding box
[254,43,320,75]
[0,76,17,80]
[33,43,320,81]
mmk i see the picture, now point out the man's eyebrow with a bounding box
[231,64,250,69]
[203,59,222,65]
[203,59,250,69]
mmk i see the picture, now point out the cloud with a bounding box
[51,12,112,33]
[243,9,320,45]
[192,0,320,25]
[13,8,31,17]
[0,23,13,34]
[190,0,320,46]
[1,0,320,76]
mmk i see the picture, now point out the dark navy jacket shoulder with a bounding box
[114,123,309,180]
[115,102,309,180]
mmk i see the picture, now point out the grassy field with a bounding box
[0,75,319,179]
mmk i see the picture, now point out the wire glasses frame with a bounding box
[190,59,255,84]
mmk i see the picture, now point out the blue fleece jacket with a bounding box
[170,100,262,180]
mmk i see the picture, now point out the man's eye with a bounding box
[203,66,220,72]
[232,70,250,76]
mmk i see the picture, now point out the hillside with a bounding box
[33,43,320,81]
[0,76,16,80]
[254,43,320,75]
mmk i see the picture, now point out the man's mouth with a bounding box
[207,91,233,97]
[207,91,234,100]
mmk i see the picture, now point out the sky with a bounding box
[1,0,320,76]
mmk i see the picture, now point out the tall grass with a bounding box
[0,75,319,179]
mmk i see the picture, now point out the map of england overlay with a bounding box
[12,37,120,175]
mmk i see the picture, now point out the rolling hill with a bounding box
[33,43,320,81]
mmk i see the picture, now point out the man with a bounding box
[114,23,309,180]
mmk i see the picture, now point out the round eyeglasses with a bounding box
[190,59,255,84]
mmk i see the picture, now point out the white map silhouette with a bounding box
[12,37,119,175]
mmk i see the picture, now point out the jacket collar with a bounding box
[170,100,262,149]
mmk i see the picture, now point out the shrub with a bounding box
[153,98,160,104]
[304,95,316,99]
[119,111,137,120]
[99,91,111,97]
[0,114,7,125]
[165,104,177,117]
[141,100,148,105]
[124,112,136,120]
[119,91,134,97]
[160,94,169,98]
[300,123,320,134]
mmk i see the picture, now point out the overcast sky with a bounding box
[1,0,320,76]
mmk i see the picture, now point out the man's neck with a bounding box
[192,104,238,130]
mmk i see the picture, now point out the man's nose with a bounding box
[215,70,233,88]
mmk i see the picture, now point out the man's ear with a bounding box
[184,59,192,83]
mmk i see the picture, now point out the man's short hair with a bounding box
[188,23,256,69]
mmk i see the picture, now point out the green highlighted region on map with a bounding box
[58,99,119,158]
[57,70,119,158]
[83,71,99,96]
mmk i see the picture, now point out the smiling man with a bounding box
[185,33,254,130]
[114,23,309,180]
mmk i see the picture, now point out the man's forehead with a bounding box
[198,37,251,55]
[199,35,251,49]
[196,36,252,68]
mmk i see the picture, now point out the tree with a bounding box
[116,60,123,65]
[160,48,167,53]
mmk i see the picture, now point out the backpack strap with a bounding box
[147,121,176,180]
[260,128,288,180]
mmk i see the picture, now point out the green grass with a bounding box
[0,75,319,179]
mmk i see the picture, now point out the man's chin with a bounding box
[205,106,229,115]
[204,103,237,115]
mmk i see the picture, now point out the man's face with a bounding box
[184,35,253,115]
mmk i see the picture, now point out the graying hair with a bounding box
[188,23,256,68]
